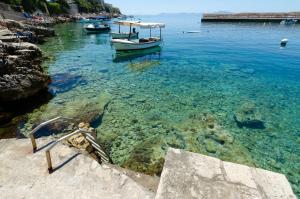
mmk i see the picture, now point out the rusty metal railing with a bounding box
[29,117,72,152]
[45,129,111,173]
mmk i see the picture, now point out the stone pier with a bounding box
[155,148,296,199]
[201,12,300,23]
[0,138,296,198]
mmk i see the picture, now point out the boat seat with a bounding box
[149,38,158,41]
[139,38,149,42]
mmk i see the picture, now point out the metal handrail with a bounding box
[29,117,73,152]
[45,128,111,173]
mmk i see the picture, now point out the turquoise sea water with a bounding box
[14,14,300,194]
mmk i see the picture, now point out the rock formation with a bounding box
[0,19,55,43]
[0,42,50,102]
[0,19,56,128]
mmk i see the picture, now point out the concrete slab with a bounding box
[155,148,296,199]
[0,138,155,199]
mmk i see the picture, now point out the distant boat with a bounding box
[84,23,111,33]
[184,31,201,34]
[111,21,165,51]
[280,38,288,47]
[280,18,298,25]
[79,16,110,23]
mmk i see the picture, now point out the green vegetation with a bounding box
[2,0,120,15]
[75,0,120,14]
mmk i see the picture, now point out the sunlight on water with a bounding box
[19,14,300,195]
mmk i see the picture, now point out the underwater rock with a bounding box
[99,68,109,73]
[204,139,218,153]
[127,60,160,71]
[49,73,86,94]
[144,109,163,121]
[234,102,266,129]
[206,130,235,145]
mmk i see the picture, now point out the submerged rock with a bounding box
[204,139,218,153]
[49,73,86,94]
[128,60,160,71]
[234,102,266,129]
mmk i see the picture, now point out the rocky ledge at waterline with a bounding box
[0,19,56,127]
[0,42,50,104]
[0,19,55,43]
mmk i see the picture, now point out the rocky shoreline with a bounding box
[0,19,57,137]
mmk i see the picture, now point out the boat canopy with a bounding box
[114,21,165,28]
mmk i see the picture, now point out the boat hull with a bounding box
[112,39,162,51]
[85,27,111,32]
[280,19,298,25]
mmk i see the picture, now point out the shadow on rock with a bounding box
[0,89,53,138]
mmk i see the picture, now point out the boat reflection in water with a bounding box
[113,46,162,72]
[113,46,162,63]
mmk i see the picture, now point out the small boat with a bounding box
[111,20,140,39]
[280,38,288,47]
[84,23,111,33]
[80,16,110,23]
[184,31,201,34]
[111,21,165,51]
[280,18,298,25]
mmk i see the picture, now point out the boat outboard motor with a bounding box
[281,38,288,47]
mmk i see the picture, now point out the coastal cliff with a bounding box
[1,0,121,16]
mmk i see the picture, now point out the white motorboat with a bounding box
[280,38,288,47]
[84,23,110,33]
[112,38,162,50]
[111,20,140,39]
[280,18,298,25]
[111,21,165,51]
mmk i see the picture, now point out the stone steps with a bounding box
[0,138,296,198]
[0,137,155,199]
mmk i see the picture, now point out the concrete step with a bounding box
[0,137,155,199]
[155,148,296,199]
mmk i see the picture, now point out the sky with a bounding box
[106,0,300,15]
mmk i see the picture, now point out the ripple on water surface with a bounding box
[17,15,300,196]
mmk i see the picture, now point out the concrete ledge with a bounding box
[155,148,296,199]
[0,138,155,199]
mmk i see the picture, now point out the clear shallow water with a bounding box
[18,14,300,194]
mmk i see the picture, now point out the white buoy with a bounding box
[281,38,288,47]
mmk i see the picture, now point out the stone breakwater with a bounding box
[201,12,300,23]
